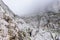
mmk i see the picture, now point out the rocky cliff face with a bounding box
[0,0,60,40]
[0,0,31,40]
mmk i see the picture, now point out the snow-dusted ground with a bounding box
[0,0,60,40]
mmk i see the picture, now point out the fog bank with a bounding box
[2,0,59,17]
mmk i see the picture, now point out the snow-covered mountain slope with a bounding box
[0,0,60,40]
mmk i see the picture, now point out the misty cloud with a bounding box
[2,0,60,17]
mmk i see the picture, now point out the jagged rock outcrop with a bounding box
[0,0,31,40]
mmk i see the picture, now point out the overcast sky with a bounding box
[2,0,58,17]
